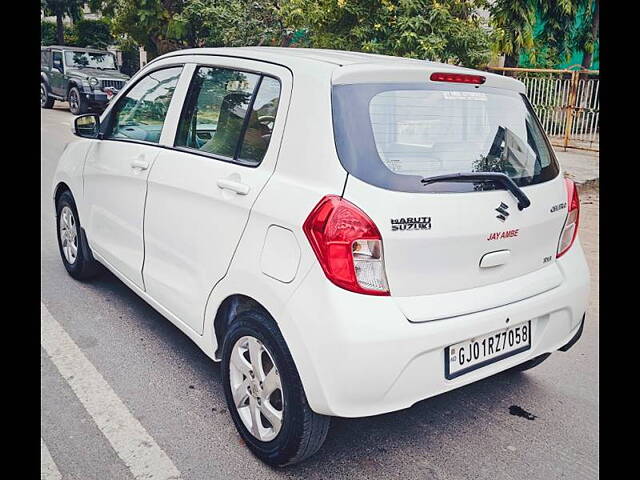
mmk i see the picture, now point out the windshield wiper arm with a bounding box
[421,172,531,210]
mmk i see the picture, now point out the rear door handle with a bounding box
[130,157,150,170]
[217,179,250,195]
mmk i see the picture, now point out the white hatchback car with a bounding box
[52,47,590,466]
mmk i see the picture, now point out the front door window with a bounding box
[104,67,183,144]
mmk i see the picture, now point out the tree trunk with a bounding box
[56,14,64,45]
[280,33,293,47]
[504,54,518,68]
[581,0,599,69]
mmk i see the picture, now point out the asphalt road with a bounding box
[41,104,599,480]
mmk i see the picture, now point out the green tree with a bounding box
[282,0,492,68]
[536,0,577,66]
[491,0,599,69]
[41,0,85,45]
[75,18,113,48]
[89,0,186,59]
[572,0,598,69]
[537,0,599,68]
[172,0,292,47]
[42,21,58,45]
[488,0,536,67]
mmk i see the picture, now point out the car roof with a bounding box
[42,45,112,54]
[159,46,467,68]
[155,47,524,93]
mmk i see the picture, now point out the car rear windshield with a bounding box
[332,83,559,193]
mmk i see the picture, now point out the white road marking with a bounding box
[41,437,62,480]
[41,302,182,480]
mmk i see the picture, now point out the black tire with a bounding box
[55,190,100,280]
[221,311,330,466]
[41,82,54,109]
[68,86,88,115]
[509,353,551,372]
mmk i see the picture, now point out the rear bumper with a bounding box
[282,241,590,418]
[559,313,585,352]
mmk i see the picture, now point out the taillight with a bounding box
[430,72,486,84]
[556,178,580,258]
[303,195,390,296]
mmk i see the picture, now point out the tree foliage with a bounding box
[88,0,186,58]
[281,0,492,68]
[42,0,85,44]
[75,19,113,48]
[570,0,598,68]
[42,21,58,45]
[490,0,599,68]
[488,0,536,67]
[78,0,597,71]
[171,0,292,48]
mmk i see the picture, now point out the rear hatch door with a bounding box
[332,67,569,318]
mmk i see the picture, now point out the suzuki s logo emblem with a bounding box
[495,202,510,222]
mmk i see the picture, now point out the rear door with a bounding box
[142,58,291,334]
[333,73,569,313]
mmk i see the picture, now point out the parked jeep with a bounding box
[41,46,130,115]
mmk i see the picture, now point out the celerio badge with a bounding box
[391,217,431,231]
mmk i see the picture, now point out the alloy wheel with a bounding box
[228,335,284,442]
[69,91,79,113]
[59,206,78,265]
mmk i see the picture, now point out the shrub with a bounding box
[75,19,113,49]
[41,20,78,46]
[41,21,57,45]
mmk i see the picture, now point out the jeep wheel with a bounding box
[68,87,88,115]
[41,82,54,109]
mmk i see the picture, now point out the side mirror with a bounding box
[74,114,101,139]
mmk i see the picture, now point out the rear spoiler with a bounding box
[332,63,526,94]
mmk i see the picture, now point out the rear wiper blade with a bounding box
[420,172,531,210]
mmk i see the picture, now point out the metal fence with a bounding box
[487,67,599,152]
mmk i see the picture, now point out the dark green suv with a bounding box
[41,46,130,115]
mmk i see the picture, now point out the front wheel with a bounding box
[68,87,88,115]
[221,311,330,466]
[56,190,100,280]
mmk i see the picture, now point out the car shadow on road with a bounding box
[86,266,542,478]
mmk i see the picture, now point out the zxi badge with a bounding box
[495,202,510,222]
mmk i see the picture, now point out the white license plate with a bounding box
[445,321,531,380]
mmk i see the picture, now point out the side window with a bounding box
[41,50,51,67]
[104,67,183,144]
[238,77,281,164]
[52,51,63,72]
[175,67,260,160]
[175,67,281,165]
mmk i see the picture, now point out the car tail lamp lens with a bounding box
[430,72,486,84]
[303,195,390,295]
[557,178,580,258]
